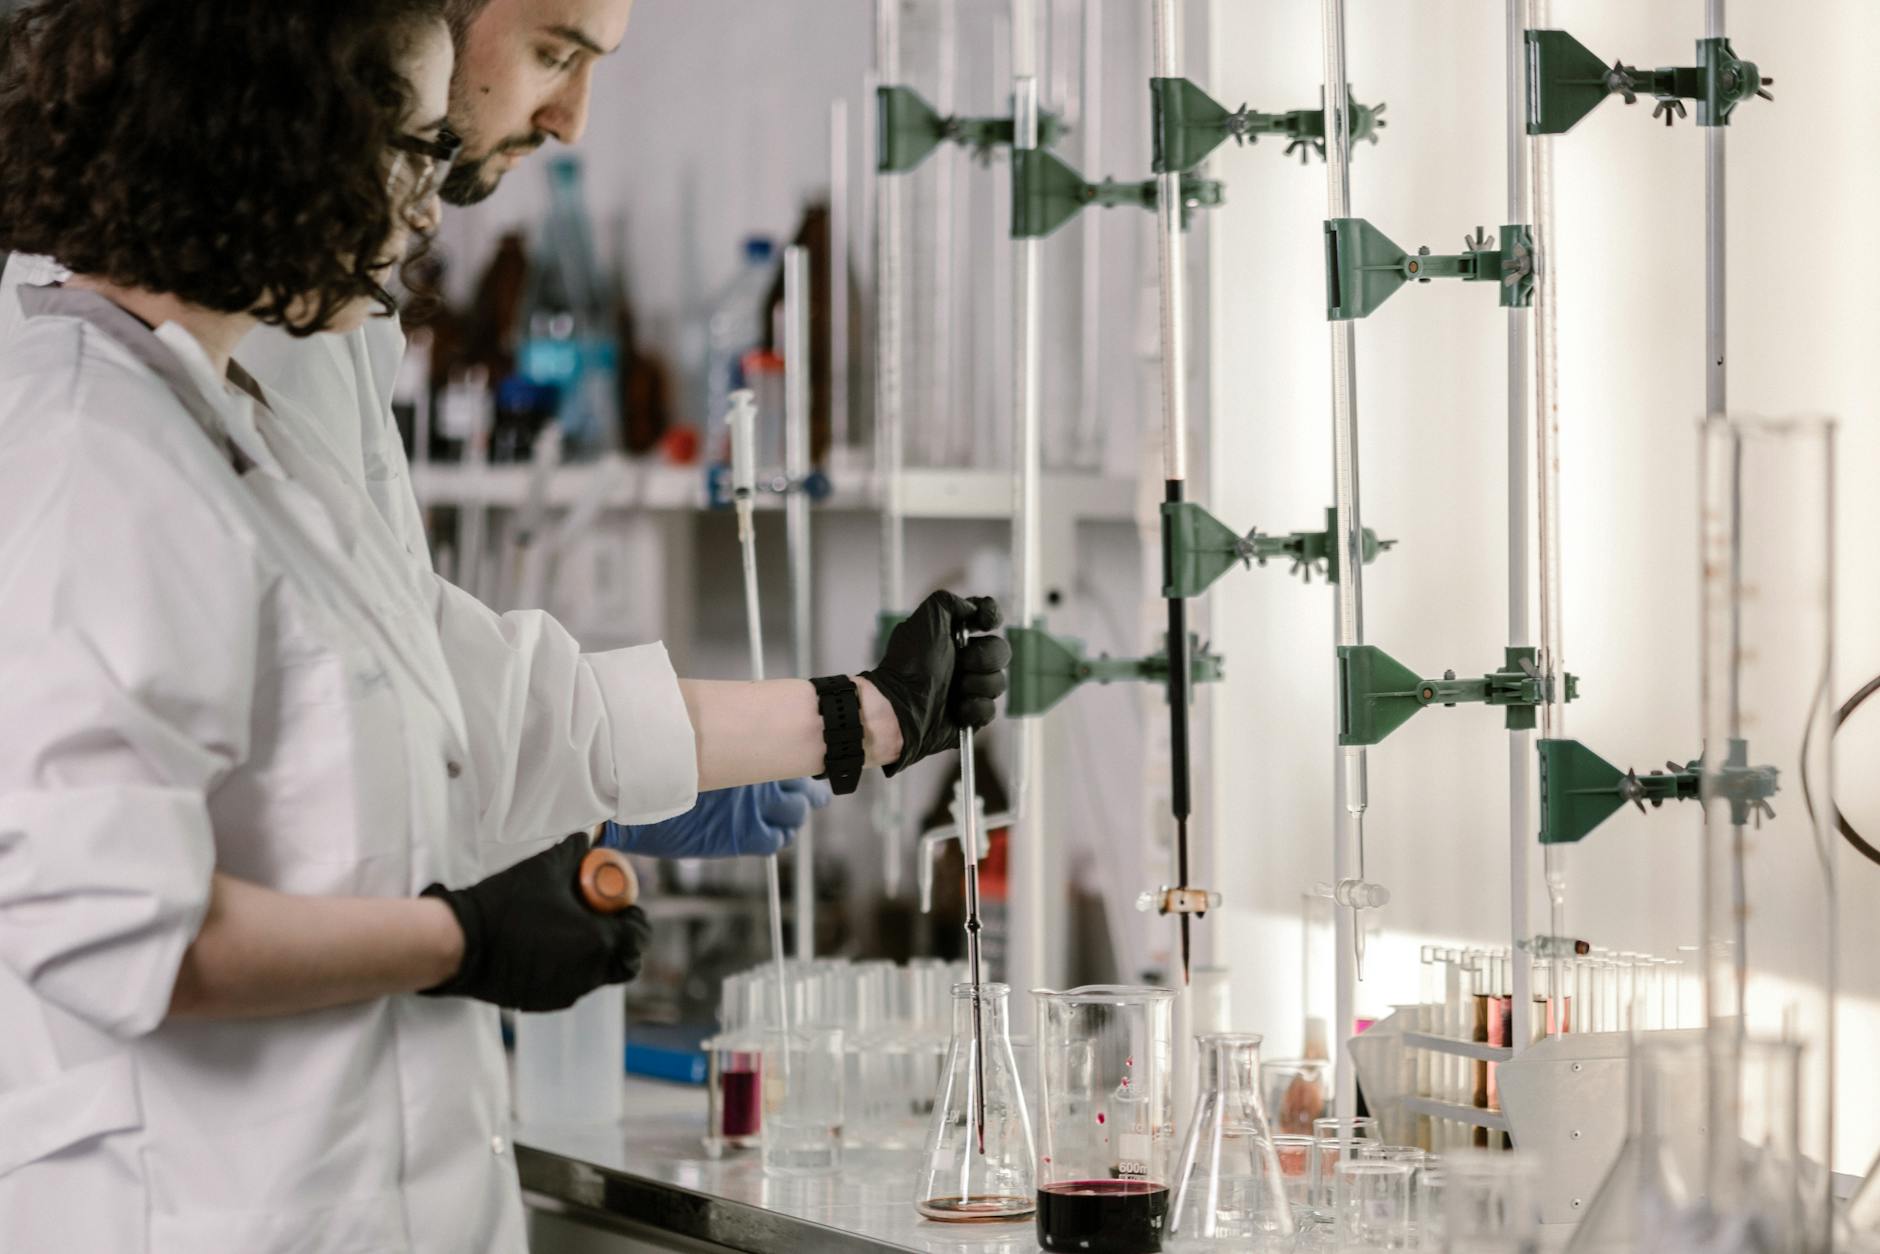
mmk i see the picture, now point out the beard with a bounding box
[439,131,549,207]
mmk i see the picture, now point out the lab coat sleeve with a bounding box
[0,417,257,1039]
[431,577,699,844]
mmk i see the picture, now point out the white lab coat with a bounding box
[0,282,698,1252]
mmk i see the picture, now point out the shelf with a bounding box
[1401,1031,1515,1064]
[1401,1096,1512,1133]
[409,461,1141,523]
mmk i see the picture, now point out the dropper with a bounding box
[956,628,988,1154]
[729,391,793,1062]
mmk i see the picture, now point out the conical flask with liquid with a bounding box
[1167,1033,1294,1247]
[914,981,1037,1221]
[1563,1035,1703,1254]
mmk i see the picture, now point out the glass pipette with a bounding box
[729,392,793,1063]
[955,627,988,1154]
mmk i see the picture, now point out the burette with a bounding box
[872,0,910,901]
[728,392,794,1059]
[1503,0,1535,1051]
[1150,0,1196,986]
[1319,0,1368,1121]
[1007,0,1048,1000]
[1526,0,1571,1012]
[783,246,817,959]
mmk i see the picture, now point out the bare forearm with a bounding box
[680,676,903,792]
[167,873,463,1020]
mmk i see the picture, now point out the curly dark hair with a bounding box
[0,0,449,336]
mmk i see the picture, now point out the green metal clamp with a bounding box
[1526,30,1772,136]
[1012,148,1223,240]
[1150,77,1387,174]
[1537,737,1778,845]
[1337,645,1578,746]
[1325,219,1535,320]
[1007,624,1223,719]
[876,85,1067,174]
[1163,503,1395,599]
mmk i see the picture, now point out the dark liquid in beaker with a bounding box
[1037,1180,1169,1253]
[721,1069,760,1138]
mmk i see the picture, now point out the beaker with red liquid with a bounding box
[1033,986,1176,1253]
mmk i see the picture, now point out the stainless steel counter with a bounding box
[517,1076,1043,1254]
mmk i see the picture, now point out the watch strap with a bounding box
[809,675,866,796]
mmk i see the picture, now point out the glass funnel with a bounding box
[915,982,1036,1222]
[1034,985,1178,1253]
[1167,1033,1294,1246]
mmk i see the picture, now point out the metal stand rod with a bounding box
[1009,0,1048,1000]
[784,246,816,961]
[1150,0,1195,987]
[1505,0,1534,1054]
[1319,0,1366,1124]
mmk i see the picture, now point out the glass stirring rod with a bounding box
[956,627,988,1154]
[729,392,792,1063]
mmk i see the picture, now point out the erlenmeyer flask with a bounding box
[1167,1033,1294,1247]
[914,982,1037,1222]
[1564,1035,1707,1254]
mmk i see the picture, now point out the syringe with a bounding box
[729,392,793,1059]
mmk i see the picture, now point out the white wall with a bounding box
[1205,0,1880,1173]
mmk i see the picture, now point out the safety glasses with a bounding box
[389,127,463,206]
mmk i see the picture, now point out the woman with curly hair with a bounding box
[0,2,1010,1250]
[0,2,664,1250]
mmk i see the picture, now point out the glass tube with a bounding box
[1698,416,1836,1246]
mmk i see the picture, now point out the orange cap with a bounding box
[579,847,640,914]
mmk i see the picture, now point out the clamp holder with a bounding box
[1537,736,1779,845]
[1526,30,1772,135]
[1326,219,1535,320]
[707,466,833,511]
[1013,148,1223,240]
[1007,623,1224,719]
[876,84,1067,174]
[1136,885,1223,917]
[1338,645,1578,747]
[1151,77,1386,174]
[1163,502,1395,599]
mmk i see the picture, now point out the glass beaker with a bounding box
[915,982,1036,1222]
[761,1025,844,1177]
[1336,1160,1412,1249]
[1262,1058,1330,1136]
[1167,1033,1294,1245]
[1034,985,1178,1253]
[704,972,766,1156]
[1441,1151,1540,1253]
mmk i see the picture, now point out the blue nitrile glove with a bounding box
[602,779,833,859]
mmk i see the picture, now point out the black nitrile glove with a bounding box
[863,591,1010,778]
[420,832,652,1012]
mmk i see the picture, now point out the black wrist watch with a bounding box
[810,675,865,795]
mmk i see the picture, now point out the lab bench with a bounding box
[518,1075,1043,1254]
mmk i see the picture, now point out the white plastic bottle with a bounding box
[702,236,777,452]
